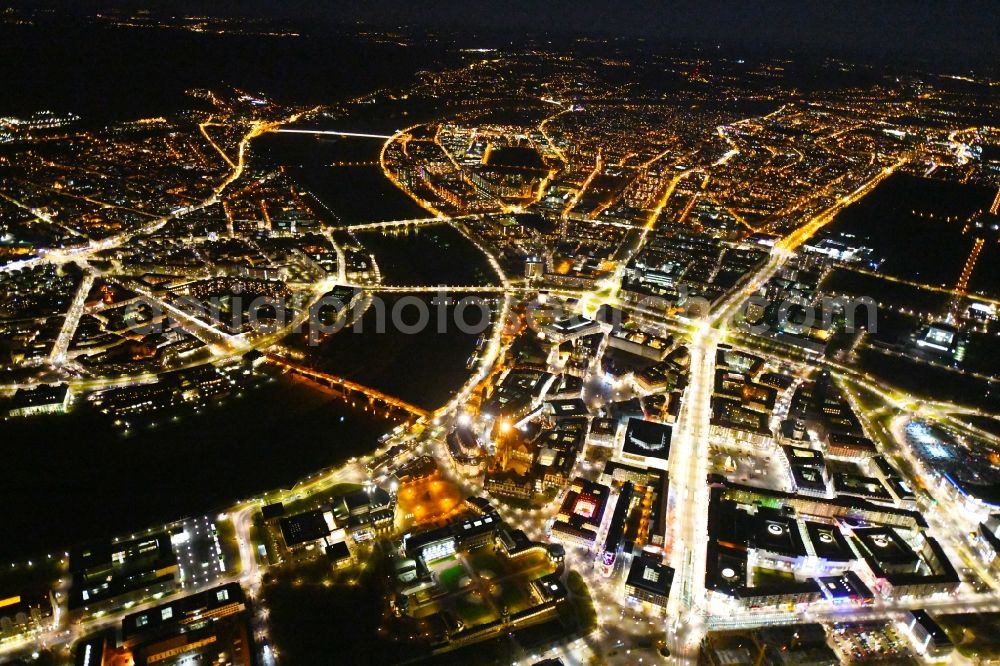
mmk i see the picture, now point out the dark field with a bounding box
[825,173,995,293]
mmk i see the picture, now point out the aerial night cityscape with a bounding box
[1,1,1000,665]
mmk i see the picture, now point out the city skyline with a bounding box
[9,0,998,65]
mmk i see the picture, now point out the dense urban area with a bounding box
[2,6,1000,666]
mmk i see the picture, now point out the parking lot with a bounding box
[829,621,917,663]
[174,514,231,589]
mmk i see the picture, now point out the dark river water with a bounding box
[0,375,395,561]
[255,132,429,224]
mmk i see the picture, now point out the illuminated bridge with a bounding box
[266,354,429,419]
[340,214,479,232]
[339,284,592,298]
[274,128,395,140]
[342,283,507,293]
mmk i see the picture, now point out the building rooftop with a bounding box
[805,522,854,562]
[909,609,952,647]
[622,417,672,461]
[545,398,591,419]
[123,582,246,641]
[751,508,807,558]
[625,553,674,597]
[853,527,919,566]
[279,510,331,547]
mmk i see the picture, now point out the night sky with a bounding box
[15,0,1000,67]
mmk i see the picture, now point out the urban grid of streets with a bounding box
[2,44,1000,666]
